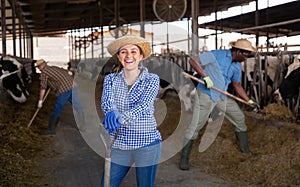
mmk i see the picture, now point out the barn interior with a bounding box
[1,0,300,186]
[2,0,299,118]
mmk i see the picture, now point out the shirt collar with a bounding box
[226,49,232,60]
[118,66,148,81]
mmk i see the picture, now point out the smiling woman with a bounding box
[100,36,162,187]
[117,44,143,79]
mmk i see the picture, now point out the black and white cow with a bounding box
[273,65,300,120]
[0,58,29,103]
[240,54,294,104]
[274,67,300,101]
[4,56,32,83]
[274,56,300,102]
[242,54,292,84]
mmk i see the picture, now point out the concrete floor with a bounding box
[35,101,237,187]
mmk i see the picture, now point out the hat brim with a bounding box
[35,59,47,67]
[232,45,256,52]
[107,36,151,60]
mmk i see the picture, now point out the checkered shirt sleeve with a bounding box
[40,66,73,95]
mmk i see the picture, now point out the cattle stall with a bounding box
[146,51,300,120]
[242,50,300,121]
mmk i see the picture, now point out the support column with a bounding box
[23,29,26,57]
[30,34,33,58]
[19,20,22,57]
[91,27,94,59]
[187,18,190,54]
[140,0,145,38]
[98,0,104,58]
[12,0,17,56]
[1,0,7,56]
[214,0,218,49]
[255,0,259,47]
[114,0,120,38]
[84,28,86,60]
[191,0,199,56]
[68,31,71,61]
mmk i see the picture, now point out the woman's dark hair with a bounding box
[113,45,143,73]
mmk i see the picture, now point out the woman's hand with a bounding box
[103,110,122,133]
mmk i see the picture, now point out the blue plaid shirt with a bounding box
[101,66,162,150]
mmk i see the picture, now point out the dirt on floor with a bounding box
[0,74,299,186]
[0,74,55,187]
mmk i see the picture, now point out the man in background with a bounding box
[36,59,85,135]
[179,39,259,170]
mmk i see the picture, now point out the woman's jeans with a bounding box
[101,139,162,187]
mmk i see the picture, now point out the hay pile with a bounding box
[189,106,300,186]
[262,103,296,121]
[0,75,54,187]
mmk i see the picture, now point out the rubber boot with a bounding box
[235,131,253,155]
[41,115,59,135]
[179,139,194,170]
[77,112,86,132]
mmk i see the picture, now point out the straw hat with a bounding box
[107,36,151,59]
[35,59,47,67]
[231,39,256,52]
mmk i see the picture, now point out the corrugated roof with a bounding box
[2,0,255,38]
[198,1,300,38]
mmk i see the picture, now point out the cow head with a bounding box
[273,89,284,103]
[274,67,300,104]
[0,59,29,103]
